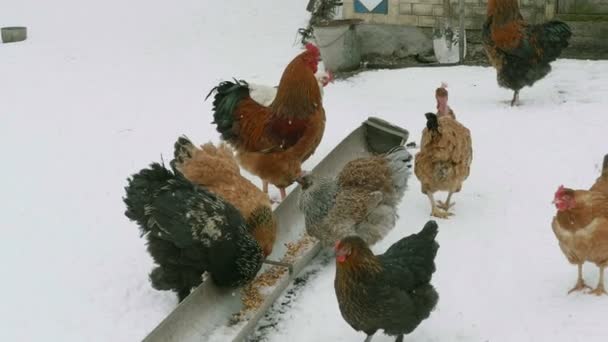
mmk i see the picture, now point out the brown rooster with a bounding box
[207,43,326,200]
[482,0,571,106]
[552,155,608,296]
[334,220,439,342]
[415,87,472,218]
[172,136,277,257]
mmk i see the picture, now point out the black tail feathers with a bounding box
[419,220,439,240]
[123,162,176,232]
[425,112,439,132]
[206,79,250,141]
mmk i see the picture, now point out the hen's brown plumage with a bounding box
[173,138,277,257]
[552,158,608,296]
[415,111,472,219]
[590,155,608,195]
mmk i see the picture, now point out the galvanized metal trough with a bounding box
[143,117,409,342]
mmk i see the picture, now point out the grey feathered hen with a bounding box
[297,146,412,247]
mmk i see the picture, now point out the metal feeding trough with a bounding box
[1,27,27,43]
[143,117,409,342]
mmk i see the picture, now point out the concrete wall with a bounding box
[357,23,432,57]
[342,0,557,29]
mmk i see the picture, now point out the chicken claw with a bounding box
[588,287,607,296]
[430,207,452,219]
[436,200,455,211]
[436,192,455,211]
[587,266,606,296]
[567,280,591,294]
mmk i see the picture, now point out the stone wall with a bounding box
[342,0,557,29]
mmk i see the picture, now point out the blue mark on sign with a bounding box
[354,0,388,14]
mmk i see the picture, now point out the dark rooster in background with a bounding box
[334,221,440,342]
[207,43,326,200]
[482,0,572,106]
[123,163,264,301]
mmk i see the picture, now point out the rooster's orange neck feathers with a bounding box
[271,52,321,119]
[487,0,522,24]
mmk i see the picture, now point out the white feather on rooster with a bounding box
[249,70,334,107]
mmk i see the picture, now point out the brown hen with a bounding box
[173,136,277,257]
[552,155,608,296]
[414,89,472,218]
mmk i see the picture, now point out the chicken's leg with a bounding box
[510,90,520,106]
[279,187,287,200]
[589,265,606,296]
[364,335,374,342]
[437,191,455,211]
[395,335,404,342]
[568,263,591,294]
[427,193,451,219]
[262,180,269,194]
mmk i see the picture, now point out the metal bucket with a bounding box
[313,19,363,72]
[1,27,27,43]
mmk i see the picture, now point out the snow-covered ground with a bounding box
[1,1,607,341]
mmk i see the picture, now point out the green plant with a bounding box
[298,0,344,45]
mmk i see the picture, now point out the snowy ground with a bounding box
[2,1,608,341]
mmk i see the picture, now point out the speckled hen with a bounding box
[297,146,412,247]
[123,162,264,301]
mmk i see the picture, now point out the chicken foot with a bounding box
[510,90,520,107]
[568,264,591,294]
[589,265,606,296]
[427,193,452,219]
[436,191,455,211]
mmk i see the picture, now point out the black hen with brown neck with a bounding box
[334,221,440,342]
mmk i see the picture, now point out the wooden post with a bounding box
[458,0,465,63]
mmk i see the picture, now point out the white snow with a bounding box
[1,1,607,341]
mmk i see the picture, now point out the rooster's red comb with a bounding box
[305,43,320,56]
